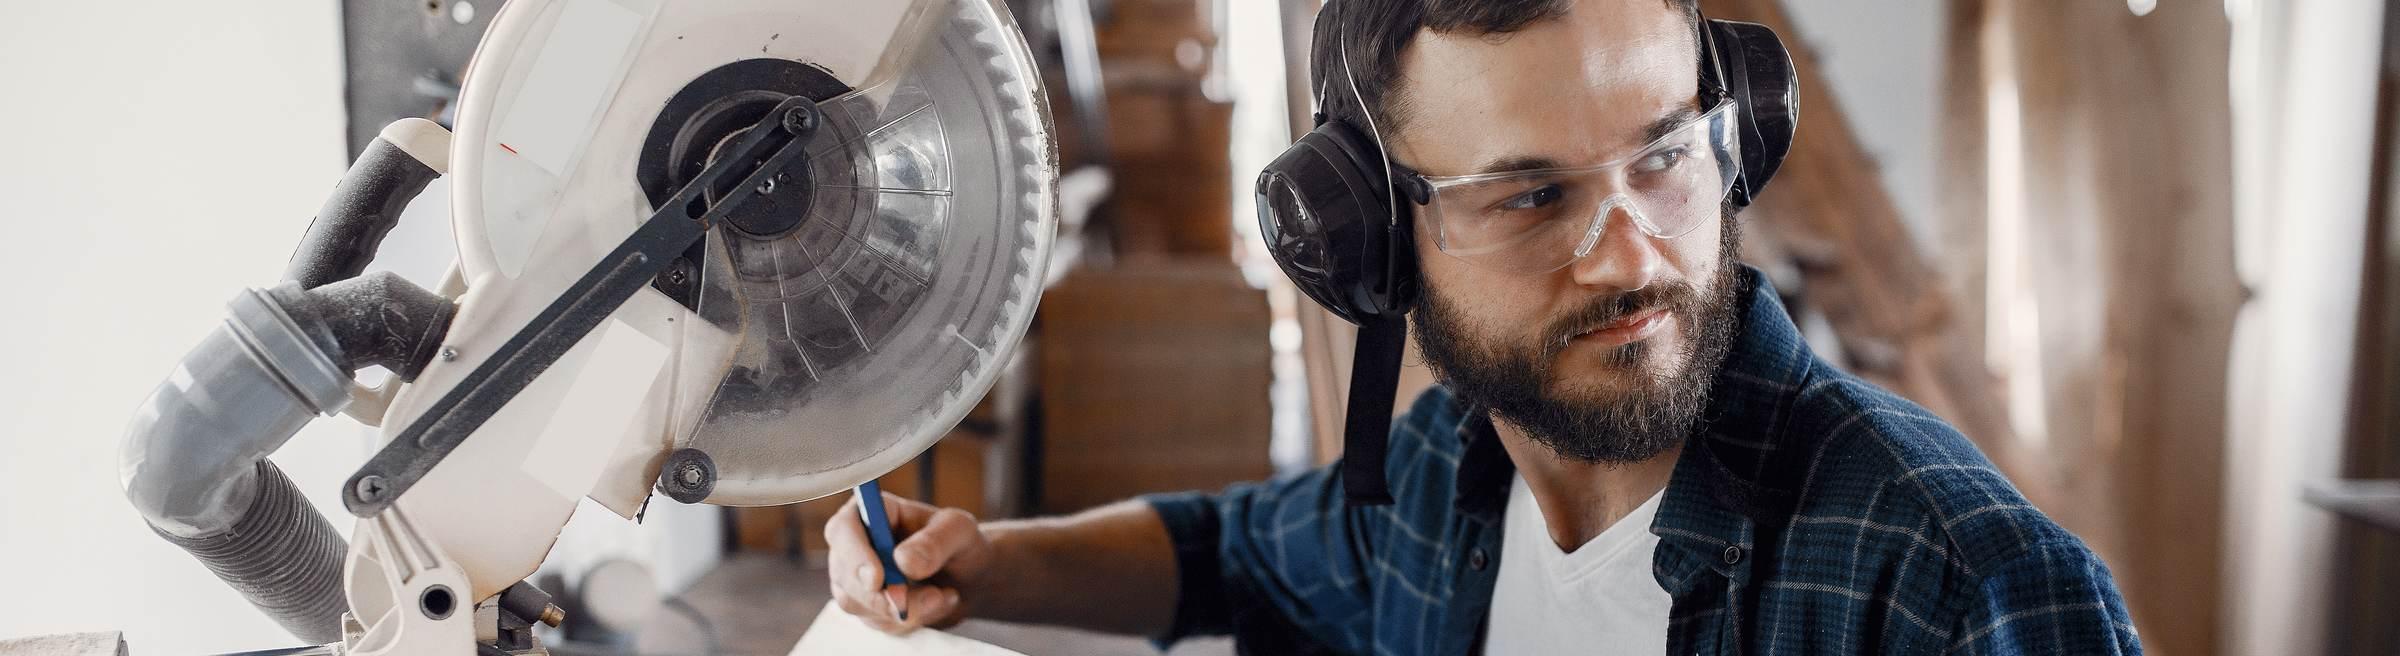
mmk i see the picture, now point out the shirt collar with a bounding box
[1449,265,1816,588]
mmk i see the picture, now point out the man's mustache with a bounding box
[1538,282,1704,355]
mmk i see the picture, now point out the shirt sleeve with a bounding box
[1945,541,2144,655]
[1140,463,1378,654]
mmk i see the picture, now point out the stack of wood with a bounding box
[1032,0,1276,512]
[1093,0,1236,255]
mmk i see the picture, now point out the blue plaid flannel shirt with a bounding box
[1142,267,2140,655]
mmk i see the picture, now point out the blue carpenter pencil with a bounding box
[856,480,910,620]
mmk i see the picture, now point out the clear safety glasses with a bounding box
[1403,99,1741,275]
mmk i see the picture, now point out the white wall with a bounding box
[0,2,716,652]
[0,2,360,652]
[1780,0,1948,249]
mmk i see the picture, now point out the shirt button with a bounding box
[1722,546,1744,565]
[1468,547,1490,571]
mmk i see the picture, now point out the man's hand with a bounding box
[824,494,1182,637]
[824,490,991,633]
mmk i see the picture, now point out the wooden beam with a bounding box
[1945,0,2239,652]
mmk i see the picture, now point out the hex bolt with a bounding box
[659,448,716,504]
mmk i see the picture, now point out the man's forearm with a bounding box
[971,498,1182,637]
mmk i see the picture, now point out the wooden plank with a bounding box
[1936,0,2240,652]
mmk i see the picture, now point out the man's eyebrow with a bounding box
[1462,105,1708,176]
[1642,105,1705,144]
[1469,155,1565,176]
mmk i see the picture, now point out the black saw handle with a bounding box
[286,118,447,290]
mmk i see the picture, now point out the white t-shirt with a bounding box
[1481,474,1671,655]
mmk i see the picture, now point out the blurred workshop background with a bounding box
[4,0,2399,654]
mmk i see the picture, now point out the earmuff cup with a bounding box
[1703,19,1799,208]
[1255,119,1417,324]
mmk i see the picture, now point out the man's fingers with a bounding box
[832,588,876,617]
[861,584,957,630]
[912,586,964,629]
[832,584,904,633]
[824,495,867,554]
[900,584,955,628]
[882,491,941,533]
[892,508,980,580]
[823,491,981,633]
[848,492,974,575]
[822,496,884,604]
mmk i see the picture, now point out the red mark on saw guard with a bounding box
[499,143,520,156]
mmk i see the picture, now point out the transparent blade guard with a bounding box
[668,0,1056,505]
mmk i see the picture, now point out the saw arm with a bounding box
[343,95,825,518]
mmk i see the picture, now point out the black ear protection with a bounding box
[1702,18,1800,208]
[1255,6,1799,505]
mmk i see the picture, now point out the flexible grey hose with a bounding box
[156,461,348,645]
[122,288,355,644]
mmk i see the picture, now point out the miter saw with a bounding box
[118,0,1056,653]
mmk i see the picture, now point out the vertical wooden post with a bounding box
[1950,0,2240,652]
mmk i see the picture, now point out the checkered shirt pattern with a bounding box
[1142,266,2140,655]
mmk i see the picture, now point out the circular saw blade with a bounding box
[450,0,1056,507]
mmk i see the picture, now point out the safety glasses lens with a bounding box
[1421,104,1740,274]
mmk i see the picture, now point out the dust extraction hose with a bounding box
[157,461,350,644]
[121,118,452,645]
[122,287,359,645]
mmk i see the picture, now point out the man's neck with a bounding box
[1490,412,1682,552]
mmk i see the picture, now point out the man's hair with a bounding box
[1309,0,1701,134]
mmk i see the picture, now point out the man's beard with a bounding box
[1412,211,1744,464]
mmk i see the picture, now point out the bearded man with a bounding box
[823,0,2139,653]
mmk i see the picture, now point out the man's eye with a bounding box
[1635,146,1690,174]
[1499,184,1564,211]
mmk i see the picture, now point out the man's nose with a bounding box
[1567,202,1665,292]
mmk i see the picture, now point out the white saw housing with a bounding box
[352,0,1055,624]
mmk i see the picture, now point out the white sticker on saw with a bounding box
[484,0,650,278]
[496,0,644,177]
[479,149,561,280]
[521,318,669,502]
